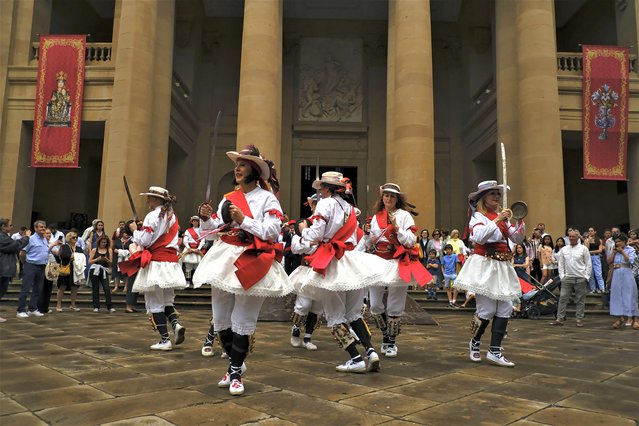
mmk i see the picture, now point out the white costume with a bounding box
[181,226,204,275]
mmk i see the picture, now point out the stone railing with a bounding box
[557,51,638,74]
[31,42,113,63]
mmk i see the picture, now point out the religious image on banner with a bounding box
[45,71,72,127]
[582,45,629,180]
[31,35,86,168]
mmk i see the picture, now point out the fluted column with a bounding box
[236,0,282,168]
[386,1,396,181]
[98,0,175,230]
[495,0,521,201]
[387,0,435,228]
[516,0,565,236]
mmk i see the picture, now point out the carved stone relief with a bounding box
[298,38,363,123]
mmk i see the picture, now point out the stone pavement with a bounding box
[1,307,638,426]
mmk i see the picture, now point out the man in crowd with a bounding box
[1,219,30,322]
[551,230,592,327]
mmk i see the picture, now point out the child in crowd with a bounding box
[442,244,460,307]
[425,249,440,300]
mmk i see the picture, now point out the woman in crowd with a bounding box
[586,227,605,293]
[608,233,638,329]
[417,229,430,268]
[552,237,565,275]
[365,183,431,358]
[37,227,60,314]
[455,180,525,367]
[111,221,125,292]
[88,235,115,313]
[55,232,81,312]
[194,145,293,396]
[290,171,393,374]
[86,220,106,253]
[512,243,530,282]
[537,234,554,284]
[116,223,138,313]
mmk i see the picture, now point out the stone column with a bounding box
[387,0,435,228]
[516,0,566,236]
[386,0,396,181]
[98,0,175,230]
[236,0,282,169]
[495,0,521,201]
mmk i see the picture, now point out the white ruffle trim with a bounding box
[132,261,187,293]
[375,258,424,287]
[181,253,202,265]
[454,254,521,301]
[192,239,294,298]
[290,250,395,301]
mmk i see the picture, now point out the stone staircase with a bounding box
[0,279,610,316]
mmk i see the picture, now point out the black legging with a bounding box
[125,274,138,307]
[0,276,10,299]
[91,273,113,309]
[37,278,54,313]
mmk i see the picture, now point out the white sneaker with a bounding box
[108,308,116,313]
[217,363,247,387]
[28,310,44,317]
[301,341,317,351]
[201,345,215,357]
[290,326,302,347]
[93,308,99,313]
[173,323,186,345]
[150,340,173,351]
[220,352,229,359]
[367,351,381,372]
[229,378,244,396]
[487,350,515,367]
[385,345,398,358]
[16,312,29,319]
[335,359,366,373]
[469,339,481,363]
[380,343,389,354]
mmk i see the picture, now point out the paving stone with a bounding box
[0,411,49,425]
[69,367,147,384]
[0,365,79,395]
[12,385,113,410]
[404,391,548,424]
[76,345,138,359]
[36,389,210,425]
[604,371,639,388]
[233,389,393,425]
[159,402,271,425]
[529,406,636,425]
[557,392,639,421]
[245,417,296,425]
[189,380,278,400]
[390,372,505,403]
[93,368,218,396]
[101,415,176,425]
[485,381,576,404]
[339,389,438,417]
[0,397,27,416]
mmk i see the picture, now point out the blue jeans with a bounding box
[18,263,45,312]
[589,255,605,292]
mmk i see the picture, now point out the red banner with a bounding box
[582,45,629,180]
[31,35,86,168]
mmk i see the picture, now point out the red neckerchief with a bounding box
[222,189,283,290]
[187,227,200,248]
[304,207,358,276]
[119,218,180,276]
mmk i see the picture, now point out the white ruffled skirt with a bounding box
[181,252,202,265]
[374,258,427,287]
[132,261,187,293]
[192,239,293,298]
[290,250,395,301]
[454,254,521,301]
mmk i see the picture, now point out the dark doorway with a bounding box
[299,165,358,217]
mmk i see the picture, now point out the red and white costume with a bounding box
[181,225,204,271]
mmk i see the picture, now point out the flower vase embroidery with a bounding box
[590,83,618,140]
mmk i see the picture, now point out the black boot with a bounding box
[350,318,373,351]
[202,322,216,356]
[150,312,171,351]
[487,317,514,367]
[468,315,490,362]
[164,306,185,345]
[230,333,250,381]
[218,328,233,359]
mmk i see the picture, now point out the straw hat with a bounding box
[226,146,270,180]
[312,171,347,190]
[139,186,171,200]
[468,180,509,203]
[379,183,403,196]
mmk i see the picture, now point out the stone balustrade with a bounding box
[557,51,638,74]
[31,42,112,63]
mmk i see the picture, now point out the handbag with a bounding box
[58,244,72,276]
[45,261,60,280]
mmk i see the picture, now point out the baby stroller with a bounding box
[518,275,560,320]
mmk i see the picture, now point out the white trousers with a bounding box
[211,287,265,335]
[322,288,366,327]
[144,287,175,314]
[368,286,409,317]
[294,295,323,316]
[475,294,513,320]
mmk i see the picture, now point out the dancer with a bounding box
[193,145,293,396]
[290,171,394,374]
[365,183,432,358]
[120,186,187,351]
[181,216,205,287]
[455,180,525,367]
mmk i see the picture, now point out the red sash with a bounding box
[119,218,180,277]
[304,207,357,276]
[222,189,283,290]
[187,227,199,248]
[472,211,511,255]
[375,210,432,286]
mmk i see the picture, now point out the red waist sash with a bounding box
[473,243,510,257]
[119,219,179,277]
[221,229,283,290]
[304,207,357,276]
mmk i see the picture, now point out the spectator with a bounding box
[88,235,115,313]
[608,233,638,329]
[537,222,548,237]
[442,244,460,307]
[601,228,613,284]
[111,221,126,292]
[512,243,530,281]
[425,249,439,300]
[605,227,621,258]
[37,227,59,314]
[86,220,106,253]
[427,229,444,287]
[81,219,99,243]
[417,229,430,268]
[49,224,64,244]
[537,234,555,284]
[552,237,565,276]
[1,219,30,322]
[11,226,27,241]
[448,229,468,271]
[17,220,52,318]
[55,232,81,312]
[117,223,138,313]
[551,230,591,327]
[528,228,542,281]
[585,227,605,293]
